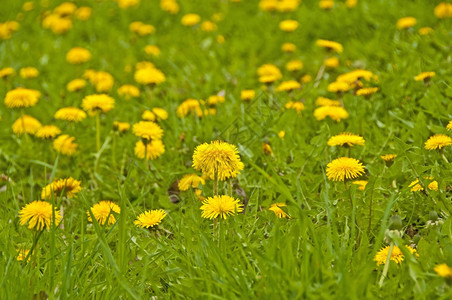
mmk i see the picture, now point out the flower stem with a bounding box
[379,242,394,287]
[214,172,218,196]
[95,113,101,152]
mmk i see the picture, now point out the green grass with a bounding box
[1,0,452,298]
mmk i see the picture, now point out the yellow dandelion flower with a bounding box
[117,0,140,9]
[200,195,244,220]
[134,67,166,85]
[82,94,115,115]
[409,179,423,192]
[316,39,343,53]
[54,2,77,16]
[113,121,130,133]
[345,0,357,8]
[262,142,273,155]
[66,47,91,64]
[434,3,452,19]
[87,201,120,226]
[55,107,87,122]
[144,45,160,56]
[327,132,365,147]
[4,87,40,108]
[418,27,433,35]
[414,72,435,82]
[328,81,352,93]
[142,110,156,121]
[53,134,78,156]
[319,0,334,10]
[19,67,39,79]
[324,57,339,68]
[353,180,368,191]
[181,13,201,26]
[326,157,365,181]
[356,87,379,96]
[315,97,341,107]
[177,99,203,118]
[269,203,291,219]
[314,106,349,122]
[428,180,438,191]
[374,245,418,266]
[134,209,167,228]
[285,101,305,114]
[134,140,165,160]
[75,7,92,20]
[434,264,452,278]
[279,19,298,32]
[281,42,296,53]
[12,115,42,135]
[34,125,61,139]
[129,21,155,36]
[16,249,31,262]
[446,121,452,131]
[178,174,205,191]
[278,130,285,139]
[132,121,163,141]
[276,80,301,92]
[381,154,397,162]
[118,84,141,99]
[201,21,217,32]
[396,17,417,29]
[67,78,87,92]
[207,95,225,106]
[241,90,255,101]
[0,67,14,78]
[257,64,282,83]
[89,71,114,92]
[41,177,82,200]
[152,107,168,120]
[19,201,61,230]
[425,134,452,150]
[160,0,179,14]
[286,59,303,72]
[193,141,244,181]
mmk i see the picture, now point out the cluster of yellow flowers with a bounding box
[42,2,91,34]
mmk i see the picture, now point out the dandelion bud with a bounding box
[388,215,403,231]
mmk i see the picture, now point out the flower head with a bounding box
[326,157,365,181]
[279,20,298,32]
[181,13,201,26]
[19,67,39,79]
[178,174,205,191]
[19,201,61,230]
[55,107,87,122]
[118,84,140,99]
[12,115,42,135]
[276,80,301,92]
[82,94,115,115]
[396,17,417,29]
[0,67,14,78]
[257,64,282,83]
[87,201,120,226]
[41,177,82,200]
[356,87,379,96]
[327,133,365,147]
[192,141,244,181]
[381,154,397,162]
[67,78,87,91]
[352,180,368,191]
[314,106,349,122]
[53,134,78,156]
[134,67,166,85]
[113,121,130,133]
[424,134,452,150]
[315,97,341,107]
[134,140,165,160]
[132,121,163,141]
[4,87,40,108]
[66,47,91,64]
[200,195,243,219]
[374,245,418,266]
[285,101,305,114]
[316,39,343,53]
[414,71,435,82]
[34,125,61,139]
[269,203,291,219]
[134,209,167,228]
[434,264,452,278]
[241,90,255,101]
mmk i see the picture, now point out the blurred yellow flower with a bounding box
[352,180,368,191]
[181,13,201,26]
[160,0,179,14]
[19,67,39,79]
[286,60,303,71]
[257,64,282,83]
[67,79,87,92]
[414,71,435,82]
[434,264,452,278]
[53,134,78,156]
[129,21,155,36]
[316,39,343,53]
[381,154,397,162]
[315,97,341,107]
[178,174,205,191]
[396,17,416,29]
[144,45,160,57]
[285,101,305,114]
[66,47,91,64]
[269,203,291,218]
[356,87,379,96]
[133,121,163,141]
[134,139,165,160]
[4,87,40,108]
[374,245,418,266]
[12,115,42,135]
[319,0,334,10]
[314,106,349,122]
[281,42,296,53]
[55,107,87,122]
[82,94,115,115]
[118,84,141,99]
[201,21,217,32]
[279,20,298,32]
[113,121,130,133]
[241,90,255,101]
[35,125,61,139]
[324,57,339,68]
[0,67,14,78]
[134,67,166,85]
[41,177,82,200]
[277,80,301,92]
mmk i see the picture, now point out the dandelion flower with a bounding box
[178,174,205,191]
[176,99,203,118]
[134,209,167,228]
[315,97,341,107]
[326,157,365,181]
[285,101,305,114]
[424,134,452,150]
[316,39,343,53]
[279,20,298,32]
[409,179,423,192]
[319,0,334,9]
[118,84,140,99]
[19,201,61,230]
[41,177,82,200]
[324,57,339,68]
[328,81,352,93]
[269,203,291,219]
[12,115,42,135]
[446,121,452,131]
[276,80,301,92]
[113,121,130,133]
[0,67,14,78]
[55,107,87,122]
[418,27,433,35]
[396,17,417,29]
[82,94,115,115]
[53,134,78,156]
[34,125,61,139]
[278,130,285,139]
[19,67,39,79]
[428,180,438,191]
[281,42,296,53]
[66,47,91,64]
[434,264,452,278]
[200,195,244,220]
[356,87,379,96]
[257,64,282,83]
[67,78,87,92]
[87,201,120,226]
[4,87,40,108]
[314,106,349,122]
[374,245,418,266]
[192,141,244,181]
[241,90,255,101]
[414,72,435,82]
[16,249,31,262]
[201,21,217,32]
[434,3,452,19]
[181,13,201,26]
[142,110,156,121]
[327,132,365,147]
[353,180,368,191]
[152,107,168,120]
[132,121,163,141]
[134,67,166,85]
[144,45,160,56]
[381,154,397,162]
[134,140,165,160]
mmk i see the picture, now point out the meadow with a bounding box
[1,0,452,298]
